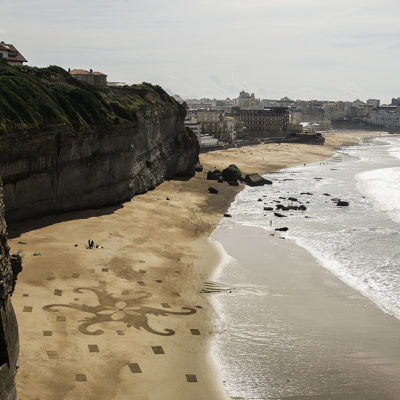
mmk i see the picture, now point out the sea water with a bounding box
[211,134,400,399]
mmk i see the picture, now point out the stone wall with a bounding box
[0,103,199,222]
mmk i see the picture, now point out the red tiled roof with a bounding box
[69,69,106,76]
[0,41,27,63]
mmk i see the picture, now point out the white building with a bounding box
[185,121,202,143]
[364,108,400,128]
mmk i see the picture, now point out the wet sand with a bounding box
[212,224,400,400]
[8,130,384,399]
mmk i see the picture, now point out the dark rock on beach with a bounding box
[194,162,203,172]
[228,180,239,186]
[336,200,349,207]
[208,187,218,194]
[207,170,222,180]
[223,213,232,218]
[275,227,289,232]
[244,173,272,187]
[288,197,298,202]
[264,207,274,211]
[274,212,287,217]
[221,164,242,182]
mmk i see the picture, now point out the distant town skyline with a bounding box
[1,0,399,103]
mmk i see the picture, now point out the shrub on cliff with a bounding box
[0,62,184,134]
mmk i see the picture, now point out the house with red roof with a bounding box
[69,68,107,87]
[0,41,27,65]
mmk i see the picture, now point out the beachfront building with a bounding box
[323,102,346,121]
[229,107,289,138]
[184,120,202,143]
[69,68,107,87]
[0,41,27,65]
[197,109,225,138]
[364,107,400,129]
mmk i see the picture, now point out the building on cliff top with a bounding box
[69,68,107,87]
[0,41,27,65]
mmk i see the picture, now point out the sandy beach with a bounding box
[8,130,385,400]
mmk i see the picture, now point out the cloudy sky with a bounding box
[1,0,399,102]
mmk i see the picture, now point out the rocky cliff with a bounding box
[0,63,199,221]
[0,187,21,400]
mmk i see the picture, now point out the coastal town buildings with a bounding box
[364,106,400,129]
[0,41,27,65]
[196,109,225,137]
[367,99,380,108]
[69,68,107,87]
[323,102,346,121]
[391,98,400,106]
[184,120,202,143]
[229,107,289,138]
[234,91,262,110]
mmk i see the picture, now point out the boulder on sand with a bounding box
[275,227,289,232]
[336,200,349,207]
[221,164,242,182]
[195,162,203,172]
[207,170,221,180]
[244,173,272,187]
[274,212,287,217]
[208,186,218,194]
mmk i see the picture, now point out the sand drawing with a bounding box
[43,286,196,336]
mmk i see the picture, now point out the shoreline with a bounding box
[211,223,400,399]
[9,130,384,400]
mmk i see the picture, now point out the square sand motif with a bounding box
[128,363,142,373]
[54,289,62,296]
[46,350,59,359]
[23,306,32,312]
[161,303,171,308]
[75,374,87,382]
[151,346,165,355]
[190,329,200,336]
[137,281,145,286]
[43,331,52,336]
[116,330,124,336]
[88,345,99,353]
[56,316,66,322]
[186,374,197,382]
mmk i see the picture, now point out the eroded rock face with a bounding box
[0,103,199,221]
[0,189,20,400]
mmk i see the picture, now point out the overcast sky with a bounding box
[1,0,399,102]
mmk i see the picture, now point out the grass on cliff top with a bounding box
[0,61,184,134]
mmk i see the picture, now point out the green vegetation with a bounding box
[0,62,183,134]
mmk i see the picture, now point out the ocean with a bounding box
[211,134,400,399]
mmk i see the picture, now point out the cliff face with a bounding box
[0,189,21,400]
[0,63,199,221]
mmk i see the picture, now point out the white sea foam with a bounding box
[356,167,400,223]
